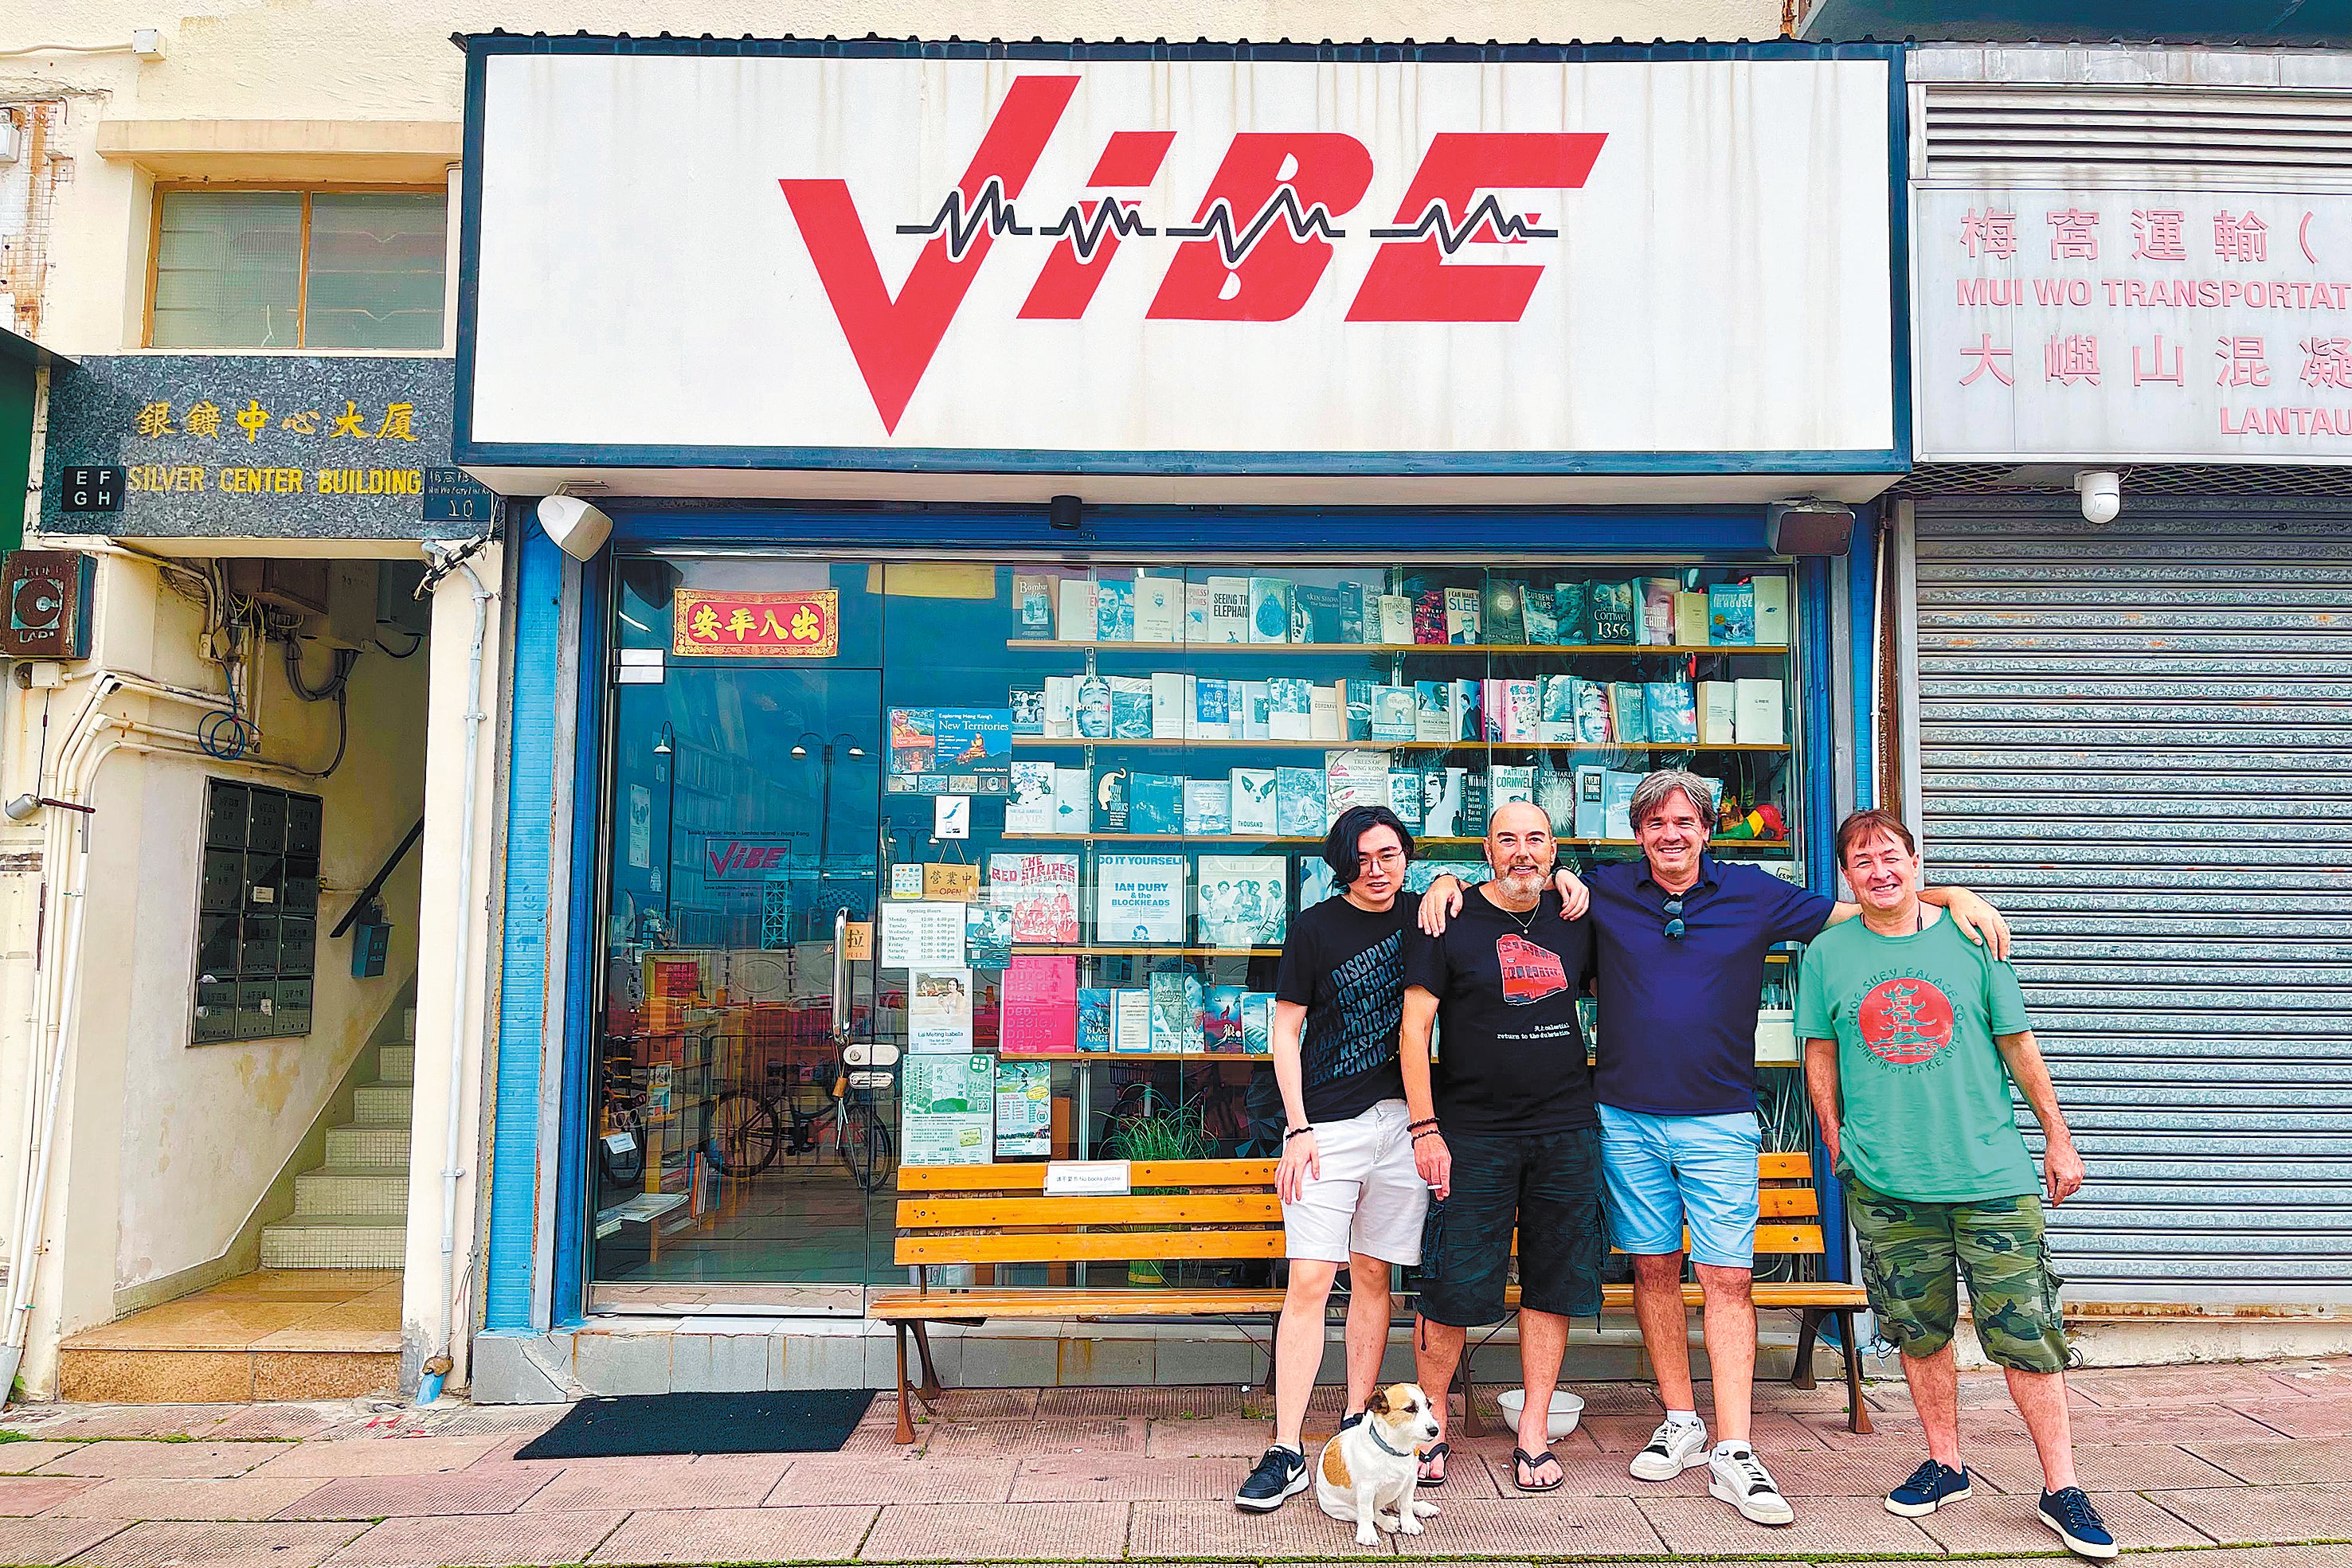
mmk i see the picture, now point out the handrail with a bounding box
[328,817,425,938]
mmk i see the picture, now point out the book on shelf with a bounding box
[1129,772,1184,835]
[1461,768,1488,832]
[1754,576,1790,644]
[1204,576,1251,643]
[1094,764,1131,831]
[1413,588,1446,645]
[1109,676,1153,739]
[1646,683,1699,745]
[1698,680,1738,745]
[1274,766,1326,838]
[1325,749,1390,823]
[1423,765,1469,836]
[1051,765,1090,833]
[1057,578,1095,643]
[1150,971,1205,1053]
[1490,764,1535,807]
[1639,577,1678,645]
[1308,682,1340,742]
[1266,677,1314,741]
[1009,686,1045,736]
[1193,677,1232,740]
[1006,761,1058,833]
[1096,577,1136,642]
[992,852,1081,943]
[1538,675,1578,744]
[1199,854,1288,948]
[1608,682,1650,745]
[1574,678,1613,744]
[1300,855,1337,909]
[1413,680,1453,743]
[1552,581,1589,643]
[1239,681,1272,741]
[1043,675,1076,737]
[1573,764,1608,839]
[1588,580,1636,643]
[1184,777,1232,835]
[1736,678,1785,745]
[1133,573,1180,643]
[1378,594,1415,645]
[1371,685,1418,742]
[936,708,1011,773]
[1076,987,1111,1053]
[1243,991,1274,1055]
[1674,591,1712,647]
[1454,678,1481,741]
[1000,954,1076,1054]
[1293,584,1344,643]
[1343,678,1376,741]
[1389,766,1426,831]
[1203,984,1247,1054]
[1481,678,1539,744]
[1445,586,1482,644]
[1337,582,1369,644]
[1230,768,1278,835]
[1150,671,1185,739]
[1249,577,1294,643]
[1184,581,1211,644]
[1603,768,1642,839]
[1708,581,1756,645]
[1111,988,1153,1054]
[1523,588,1559,647]
[1484,579,1527,645]
[1074,673,1112,739]
[1096,854,1188,944]
[1535,766,1578,837]
[1013,573,1055,640]
[966,902,1014,971]
[888,708,937,774]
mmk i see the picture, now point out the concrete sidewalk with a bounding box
[2,1357,2349,1566]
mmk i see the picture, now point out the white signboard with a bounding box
[1043,1159,1133,1196]
[1917,187,2352,463]
[463,47,1899,470]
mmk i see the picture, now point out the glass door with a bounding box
[590,561,895,1308]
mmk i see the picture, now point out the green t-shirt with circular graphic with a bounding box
[1794,914,2041,1203]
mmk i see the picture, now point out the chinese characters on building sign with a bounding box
[671,589,840,658]
[1920,189,2352,461]
[122,393,425,498]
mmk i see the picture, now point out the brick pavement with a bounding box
[0,1356,2347,1566]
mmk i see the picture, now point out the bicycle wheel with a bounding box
[838,1097,896,1192]
[707,1089,785,1176]
[597,1101,644,1187]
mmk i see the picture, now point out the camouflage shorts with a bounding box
[1841,1175,2069,1374]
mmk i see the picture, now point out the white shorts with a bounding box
[1282,1098,1429,1266]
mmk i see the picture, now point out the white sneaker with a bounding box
[1628,1417,1709,1481]
[1708,1443,1795,1527]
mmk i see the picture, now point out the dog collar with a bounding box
[1366,1425,1413,1460]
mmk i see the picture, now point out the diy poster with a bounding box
[902,1054,995,1166]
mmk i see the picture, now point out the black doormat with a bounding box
[515,1389,876,1459]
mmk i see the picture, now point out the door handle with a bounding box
[831,906,851,1046]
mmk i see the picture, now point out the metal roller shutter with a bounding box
[1911,499,2352,1304]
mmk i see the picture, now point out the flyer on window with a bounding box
[902,1054,995,1166]
[995,1058,1052,1159]
[908,968,975,1053]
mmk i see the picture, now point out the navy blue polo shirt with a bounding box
[1587,854,1833,1117]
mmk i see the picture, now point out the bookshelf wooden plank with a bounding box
[1006,640,1787,655]
[1011,737,1792,752]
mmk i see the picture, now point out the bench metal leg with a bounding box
[910,1320,944,1402]
[1791,1308,1822,1392]
[1456,1347,1482,1439]
[1836,1308,1873,1435]
[892,1327,918,1445]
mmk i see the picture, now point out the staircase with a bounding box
[261,1019,413,1270]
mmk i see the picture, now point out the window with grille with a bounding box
[194,780,323,1044]
[149,189,448,350]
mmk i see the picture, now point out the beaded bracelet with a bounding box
[1405,1116,1439,1133]
[1411,1128,1443,1144]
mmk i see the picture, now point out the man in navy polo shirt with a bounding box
[1423,770,2006,1529]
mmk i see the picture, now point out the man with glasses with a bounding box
[1423,770,2007,1529]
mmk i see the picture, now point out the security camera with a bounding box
[537,494,613,562]
[2076,470,2121,526]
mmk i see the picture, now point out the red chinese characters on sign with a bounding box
[672,588,840,658]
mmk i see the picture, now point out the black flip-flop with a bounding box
[1513,1447,1565,1492]
[1416,1441,1450,1488]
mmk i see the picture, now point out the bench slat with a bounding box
[897,1230,1286,1266]
[1759,1189,1819,1218]
[1758,1152,1813,1179]
[897,1159,1277,1192]
[868,1279,1871,1322]
[898,1194,1282,1228]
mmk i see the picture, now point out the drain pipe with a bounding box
[419,542,495,1406]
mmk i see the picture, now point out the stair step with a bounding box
[354,1085,412,1124]
[295,1170,409,1218]
[327,1125,411,1166]
[260,1217,405,1270]
[378,1043,414,1085]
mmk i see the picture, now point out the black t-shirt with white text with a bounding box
[1403,888,1596,1135]
[1274,893,1412,1124]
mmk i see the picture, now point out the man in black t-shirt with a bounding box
[1402,801,1603,1496]
[1234,806,1430,1515]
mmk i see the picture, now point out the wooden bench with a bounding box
[872,1152,1871,1445]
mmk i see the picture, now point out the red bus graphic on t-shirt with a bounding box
[1857,976,1955,1067]
[1496,934,1567,1006]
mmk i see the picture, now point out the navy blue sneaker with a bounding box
[1234,1445,1309,1512]
[1337,1410,1364,1433]
[1884,1459,1972,1516]
[2039,1487,2119,1560]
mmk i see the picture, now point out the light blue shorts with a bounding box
[1598,1105,1762,1269]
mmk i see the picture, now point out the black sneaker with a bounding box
[1235,1445,1309,1511]
[2039,1487,2119,1560]
[1337,1411,1364,1433]
[1884,1459,1972,1516]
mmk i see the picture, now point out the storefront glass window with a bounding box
[589,556,1803,1295]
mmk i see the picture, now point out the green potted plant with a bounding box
[1108,1097,1216,1285]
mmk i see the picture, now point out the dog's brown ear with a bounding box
[1367,1388,1392,1416]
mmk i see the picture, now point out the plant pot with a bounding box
[1128,1259,1168,1286]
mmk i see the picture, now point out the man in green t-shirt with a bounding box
[1797,809,2114,1562]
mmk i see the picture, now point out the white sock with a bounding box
[1665,1410,1703,1429]
[1713,1438,1753,1457]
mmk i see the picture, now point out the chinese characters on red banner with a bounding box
[671,589,841,658]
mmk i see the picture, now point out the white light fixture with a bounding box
[2075,469,2121,526]
[537,493,613,561]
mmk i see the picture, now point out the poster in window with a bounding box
[995,1058,1052,1158]
[903,1054,995,1166]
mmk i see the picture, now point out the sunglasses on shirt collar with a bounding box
[1661,896,1687,940]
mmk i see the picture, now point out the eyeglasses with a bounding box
[1661,897,1687,940]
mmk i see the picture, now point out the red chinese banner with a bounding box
[672,588,839,657]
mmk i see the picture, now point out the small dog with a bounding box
[1314,1382,1443,1546]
